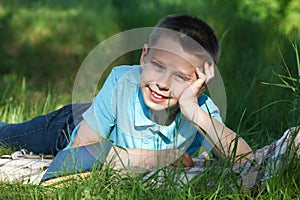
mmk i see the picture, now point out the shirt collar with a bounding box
[133,88,180,139]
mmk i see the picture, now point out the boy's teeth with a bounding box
[152,91,162,99]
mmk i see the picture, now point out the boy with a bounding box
[0,14,297,174]
[68,14,253,168]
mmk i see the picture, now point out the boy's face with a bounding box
[140,38,207,111]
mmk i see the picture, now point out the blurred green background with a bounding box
[0,0,299,149]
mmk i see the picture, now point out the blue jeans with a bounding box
[0,103,91,155]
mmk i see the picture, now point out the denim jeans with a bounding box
[0,103,91,155]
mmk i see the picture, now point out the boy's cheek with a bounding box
[170,84,188,99]
[141,70,157,82]
[140,73,152,84]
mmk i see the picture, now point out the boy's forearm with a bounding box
[105,146,184,170]
[213,132,253,162]
[180,102,253,162]
[74,120,187,170]
[210,125,253,162]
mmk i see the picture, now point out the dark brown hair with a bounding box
[149,14,220,64]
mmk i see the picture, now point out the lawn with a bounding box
[0,0,299,199]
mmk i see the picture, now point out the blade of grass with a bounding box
[292,42,300,82]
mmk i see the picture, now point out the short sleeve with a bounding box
[199,94,223,124]
[82,68,118,139]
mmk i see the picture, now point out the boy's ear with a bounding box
[140,44,149,68]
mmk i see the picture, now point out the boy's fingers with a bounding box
[195,67,206,82]
[176,67,207,102]
[203,62,215,83]
[169,153,194,167]
[195,68,207,92]
[183,153,194,167]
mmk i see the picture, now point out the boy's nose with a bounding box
[156,75,171,91]
[156,82,169,91]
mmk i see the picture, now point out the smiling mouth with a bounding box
[152,90,165,99]
[148,87,170,102]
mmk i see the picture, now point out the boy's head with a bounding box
[149,14,220,65]
[139,14,220,112]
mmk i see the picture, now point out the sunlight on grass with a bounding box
[0,73,69,122]
[7,4,119,53]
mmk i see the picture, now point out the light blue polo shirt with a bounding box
[67,65,223,155]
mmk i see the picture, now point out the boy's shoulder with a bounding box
[111,65,140,75]
[199,94,223,123]
[109,65,141,84]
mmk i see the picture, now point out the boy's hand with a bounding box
[169,153,194,167]
[177,62,214,115]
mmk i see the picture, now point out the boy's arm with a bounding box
[73,120,192,170]
[178,64,253,162]
[181,104,252,162]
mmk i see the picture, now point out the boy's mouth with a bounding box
[148,87,170,103]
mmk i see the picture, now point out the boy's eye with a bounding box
[174,73,188,81]
[151,61,165,70]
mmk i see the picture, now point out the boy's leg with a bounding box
[0,122,6,130]
[0,103,91,155]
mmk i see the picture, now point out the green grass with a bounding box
[0,0,299,199]
[0,138,298,199]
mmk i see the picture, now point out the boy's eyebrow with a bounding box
[150,56,167,66]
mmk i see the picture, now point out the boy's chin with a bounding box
[149,107,169,112]
[147,103,179,112]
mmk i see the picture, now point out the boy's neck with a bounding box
[150,105,179,126]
